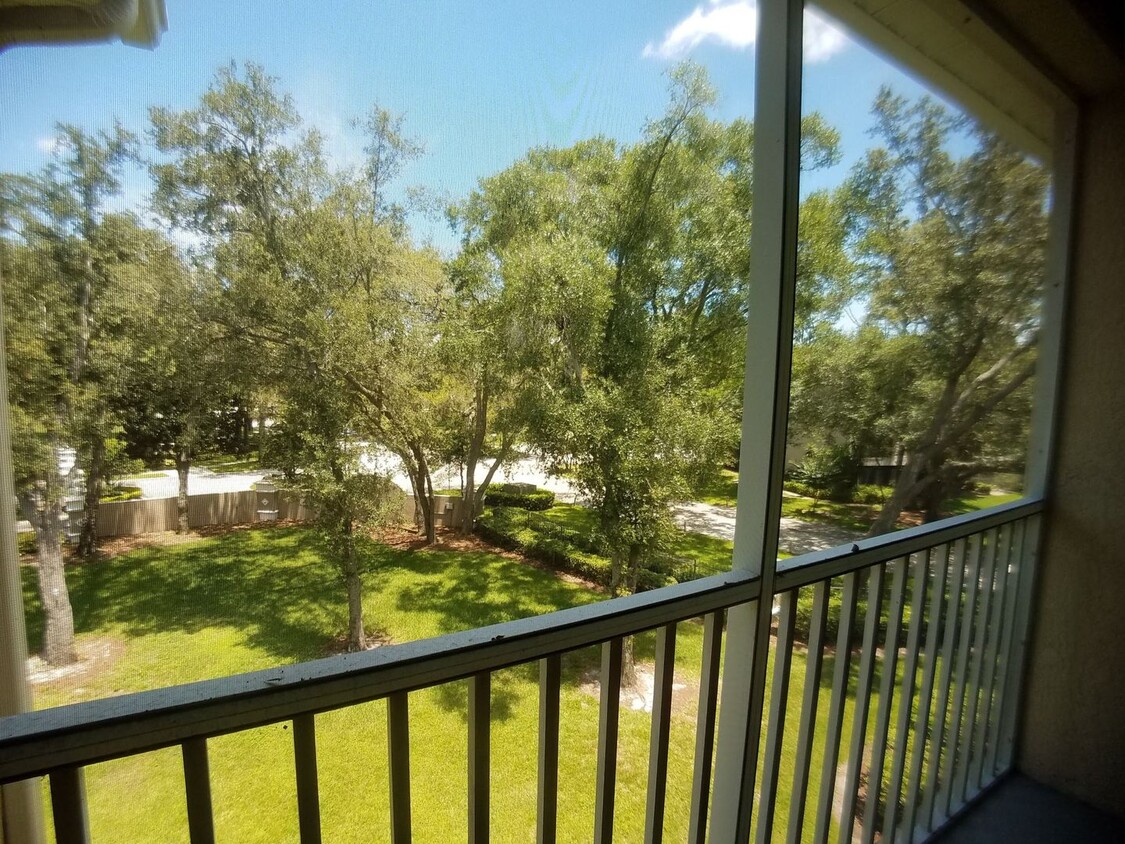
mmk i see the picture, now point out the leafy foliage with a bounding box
[790,89,1048,533]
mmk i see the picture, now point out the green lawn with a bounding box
[19,526,956,843]
[695,468,1021,534]
[942,492,1021,515]
[19,527,720,842]
[693,468,740,507]
[196,453,263,473]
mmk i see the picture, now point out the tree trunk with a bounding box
[468,449,507,533]
[921,477,946,524]
[617,545,643,689]
[343,520,366,651]
[242,411,253,454]
[460,384,488,534]
[621,634,637,690]
[76,436,105,558]
[175,451,191,534]
[257,407,267,459]
[461,452,478,535]
[22,488,77,666]
[410,444,436,544]
[868,453,930,536]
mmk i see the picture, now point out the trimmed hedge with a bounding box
[784,480,828,500]
[476,506,672,591]
[100,484,143,503]
[783,481,893,506]
[482,483,555,511]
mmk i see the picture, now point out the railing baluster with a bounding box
[50,766,90,844]
[955,527,999,810]
[856,557,906,844]
[644,624,678,844]
[293,713,322,844]
[938,531,983,824]
[787,581,829,844]
[987,518,1027,777]
[839,561,891,844]
[882,552,931,843]
[388,691,412,844]
[182,738,216,844]
[922,537,968,836]
[468,672,491,843]
[812,572,860,844]
[595,638,623,843]
[900,545,949,843]
[755,590,797,844]
[537,654,561,844]
[996,514,1041,771]
[688,611,724,844]
[972,524,1011,794]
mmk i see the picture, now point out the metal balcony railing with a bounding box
[0,499,1043,844]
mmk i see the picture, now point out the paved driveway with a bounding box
[670,500,863,555]
[120,467,266,500]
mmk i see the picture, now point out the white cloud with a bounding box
[643,1,757,59]
[294,71,366,173]
[803,9,849,62]
[643,1,849,64]
[36,136,59,155]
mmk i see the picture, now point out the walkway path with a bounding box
[670,500,863,555]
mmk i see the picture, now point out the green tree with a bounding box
[118,246,227,533]
[794,90,1048,534]
[22,124,139,557]
[152,64,451,544]
[2,144,160,664]
[268,376,400,652]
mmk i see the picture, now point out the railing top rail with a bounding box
[0,567,761,784]
[775,497,1044,592]
[0,496,1041,785]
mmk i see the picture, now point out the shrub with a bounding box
[482,483,555,511]
[969,481,992,495]
[476,507,674,591]
[784,480,826,499]
[100,484,143,503]
[853,484,892,505]
[17,532,36,555]
[788,444,859,502]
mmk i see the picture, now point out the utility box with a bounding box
[62,460,84,544]
[255,479,279,522]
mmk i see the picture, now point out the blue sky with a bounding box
[0,0,943,254]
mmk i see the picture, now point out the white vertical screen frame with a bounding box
[0,271,47,844]
[1024,101,1080,499]
[709,0,805,838]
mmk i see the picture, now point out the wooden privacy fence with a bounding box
[93,489,461,538]
[95,491,315,538]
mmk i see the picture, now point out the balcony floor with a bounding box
[932,774,1125,844]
